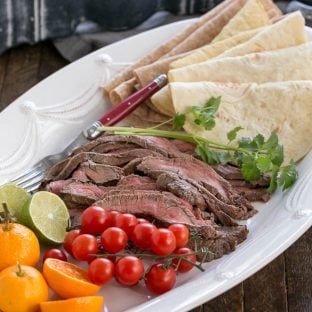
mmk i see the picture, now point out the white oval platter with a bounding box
[0,19,312,312]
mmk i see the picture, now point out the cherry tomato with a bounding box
[150,228,176,256]
[115,256,144,286]
[137,218,149,224]
[145,263,176,294]
[115,213,138,235]
[63,229,81,255]
[80,206,110,234]
[172,247,197,273]
[131,223,157,249]
[88,258,115,285]
[168,224,189,248]
[101,227,128,253]
[43,248,67,263]
[71,234,98,261]
[109,211,121,227]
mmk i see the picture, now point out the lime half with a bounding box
[20,191,70,245]
[0,183,31,221]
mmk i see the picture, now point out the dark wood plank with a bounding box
[38,42,68,80]
[285,228,312,312]
[0,50,10,111]
[201,284,243,312]
[0,44,42,107]
[244,254,287,312]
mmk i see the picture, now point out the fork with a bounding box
[8,74,167,193]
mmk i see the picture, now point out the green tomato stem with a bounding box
[2,203,11,232]
[16,262,24,277]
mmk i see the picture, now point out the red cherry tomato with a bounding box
[115,256,144,286]
[150,228,176,256]
[131,223,157,249]
[168,224,189,248]
[172,247,197,273]
[137,218,149,224]
[71,234,98,261]
[115,213,138,235]
[63,229,81,255]
[80,206,110,234]
[88,258,115,285]
[145,263,176,294]
[43,248,67,263]
[101,227,128,253]
[109,211,121,227]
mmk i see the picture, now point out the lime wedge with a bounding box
[0,183,31,221]
[20,191,70,245]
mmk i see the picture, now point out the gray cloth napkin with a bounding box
[53,11,197,62]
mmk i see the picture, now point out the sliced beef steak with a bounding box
[76,161,124,184]
[137,157,256,220]
[94,190,248,261]
[72,135,184,158]
[170,140,196,153]
[43,149,161,183]
[212,164,270,187]
[233,186,271,202]
[117,174,155,186]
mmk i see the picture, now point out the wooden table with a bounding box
[0,42,311,312]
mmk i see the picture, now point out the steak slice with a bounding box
[170,140,196,153]
[60,181,159,207]
[94,190,248,261]
[233,186,271,202]
[212,164,270,187]
[155,172,238,226]
[137,157,255,220]
[76,161,124,185]
[43,149,161,183]
[117,174,155,186]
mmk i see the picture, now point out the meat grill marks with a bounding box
[41,134,271,263]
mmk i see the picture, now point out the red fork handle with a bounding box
[99,74,167,126]
[83,74,167,140]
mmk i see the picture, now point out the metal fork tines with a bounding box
[10,163,46,193]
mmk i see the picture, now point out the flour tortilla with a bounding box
[169,42,312,83]
[153,11,307,116]
[170,28,263,70]
[102,0,244,95]
[212,0,270,43]
[218,11,307,58]
[170,81,312,164]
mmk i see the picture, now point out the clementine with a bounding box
[0,263,49,312]
[43,258,101,298]
[40,296,104,312]
[0,222,40,271]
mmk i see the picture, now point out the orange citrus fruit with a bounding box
[0,263,49,312]
[43,258,101,298]
[40,296,104,312]
[0,222,40,271]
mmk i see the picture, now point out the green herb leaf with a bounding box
[204,96,221,115]
[238,137,258,151]
[241,155,261,181]
[189,96,221,131]
[270,144,284,166]
[172,113,186,130]
[263,132,278,150]
[256,157,272,173]
[227,126,243,142]
[268,165,279,193]
[278,160,298,190]
[253,134,265,148]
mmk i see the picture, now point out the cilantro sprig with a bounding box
[98,97,298,192]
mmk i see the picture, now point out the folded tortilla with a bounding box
[219,11,307,58]
[170,81,312,164]
[211,0,271,43]
[102,0,244,96]
[169,42,312,83]
[170,27,263,70]
[153,11,307,116]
